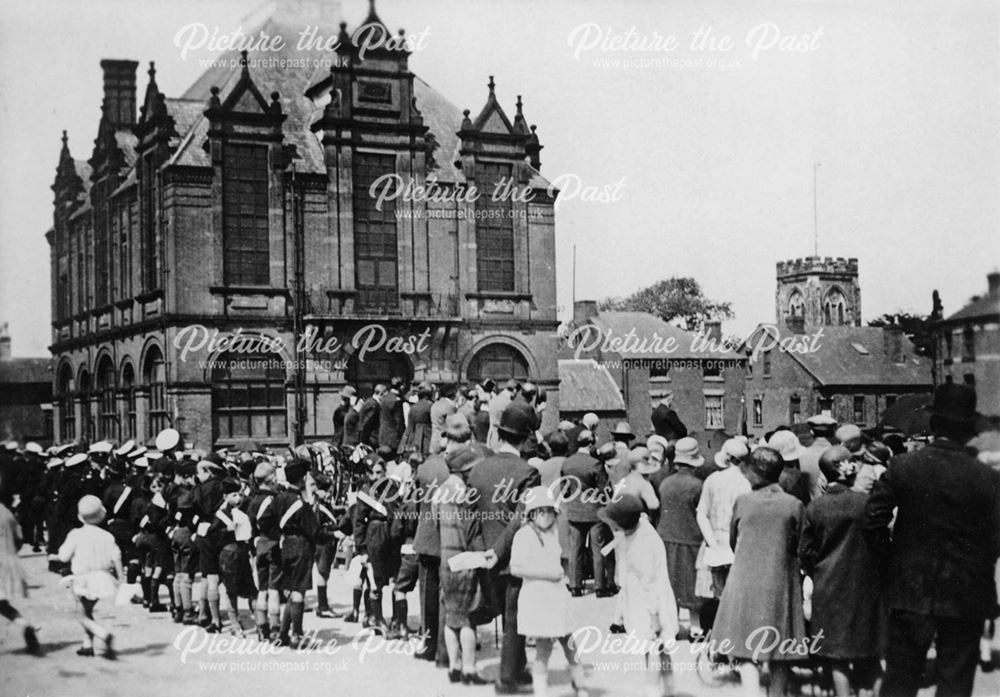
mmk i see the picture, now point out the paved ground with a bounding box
[2,549,999,697]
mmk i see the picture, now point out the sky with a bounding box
[1,0,998,356]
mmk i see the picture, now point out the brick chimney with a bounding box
[100,59,139,130]
[988,270,1000,298]
[574,300,599,324]
[884,324,904,363]
[704,319,722,343]
[0,322,10,361]
[786,315,806,335]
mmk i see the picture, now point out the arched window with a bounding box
[96,356,117,441]
[787,291,805,319]
[78,369,93,442]
[211,353,287,441]
[824,289,847,326]
[121,362,136,440]
[466,343,530,385]
[345,349,413,400]
[144,346,168,439]
[58,364,75,443]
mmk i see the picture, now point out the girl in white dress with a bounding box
[511,486,587,697]
[0,492,40,654]
[58,495,123,658]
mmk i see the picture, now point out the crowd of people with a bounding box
[1,379,999,697]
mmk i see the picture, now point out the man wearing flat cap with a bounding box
[865,384,1000,697]
[800,414,838,500]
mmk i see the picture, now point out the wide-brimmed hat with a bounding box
[646,435,669,453]
[767,430,803,462]
[88,440,113,455]
[673,437,705,467]
[924,383,980,423]
[65,453,89,469]
[114,440,136,457]
[582,413,600,429]
[611,422,635,441]
[155,428,181,452]
[445,443,486,473]
[714,438,750,467]
[498,402,535,438]
[834,424,864,453]
[598,494,643,531]
[806,414,838,430]
[524,485,560,514]
[78,495,107,525]
[629,447,660,475]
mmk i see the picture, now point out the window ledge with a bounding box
[325,289,358,298]
[210,286,290,298]
[466,291,532,302]
[136,289,163,303]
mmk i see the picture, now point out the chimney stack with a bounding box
[573,300,599,325]
[884,324,904,363]
[988,271,1000,298]
[704,319,722,343]
[0,322,10,361]
[100,59,139,130]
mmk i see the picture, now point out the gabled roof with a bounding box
[583,311,743,361]
[748,322,932,387]
[0,358,52,384]
[558,359,625,412]
[943,293,1000,324]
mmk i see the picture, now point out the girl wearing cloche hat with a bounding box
[58,494,123,658]
[510,486,588,697]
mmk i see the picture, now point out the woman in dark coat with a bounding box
[401,383,435,457]
[799,446,885,697]
[434,444,489,684]
[712,447,807,697]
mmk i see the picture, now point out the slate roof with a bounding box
[558,359,625,412]
[66,0,552,208]
[942,293,1000,324]
[748,322,932,387]
[583,311,744,361]
[0,358,52,384]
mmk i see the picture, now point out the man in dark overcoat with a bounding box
[864,384,1000,697]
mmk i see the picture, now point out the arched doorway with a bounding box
[345,349,413,399]
[466,342,530,385]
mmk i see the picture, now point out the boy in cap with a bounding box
[267,458,321,646]
[246,461,282,639]
[171,490,198,624]
[210,478,256,635]
[311,473,340,619]
[191,459,225,627]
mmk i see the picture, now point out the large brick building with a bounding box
[934,271,1000,417]
[566,301,747,451]
[744,256,932,437]
[47,0,560,449]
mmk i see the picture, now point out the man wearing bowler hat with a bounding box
[865,384,999,697]
[468,401,540,694]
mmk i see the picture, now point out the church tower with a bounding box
[775,256,861,327]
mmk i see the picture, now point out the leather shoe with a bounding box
[595,587,617,598]
[463,673,488,685]
[494,683,526,695]
[448,669,462,683]
[568,587,584,597]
